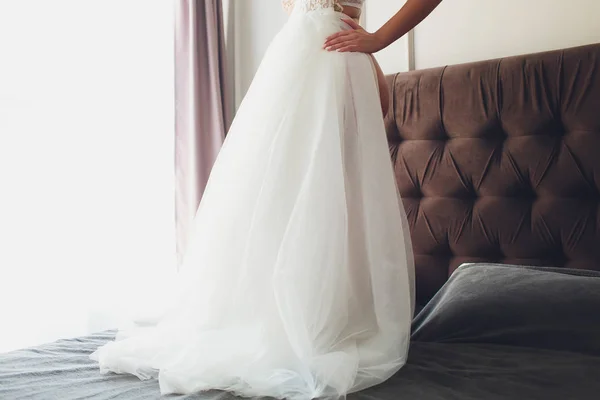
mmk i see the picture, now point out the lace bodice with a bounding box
[282,0,364,13]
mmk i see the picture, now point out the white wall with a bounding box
[364,0,411,73]
[233,0,288,108]
[415,0,600,69]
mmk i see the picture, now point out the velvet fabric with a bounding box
[385,43,600,305]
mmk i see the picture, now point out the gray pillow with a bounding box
[411,263,600,355]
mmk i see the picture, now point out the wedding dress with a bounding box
[90,1,414,398]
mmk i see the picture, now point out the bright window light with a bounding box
[0,0,176,353]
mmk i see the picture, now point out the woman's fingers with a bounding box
[325,39,353,51]
[324,17,366,52]
[324,35,356,48]
[336,45,358,53]
[326,40,358,51]
[324,30,354,44]
[341,18,361,30]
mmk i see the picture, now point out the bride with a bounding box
[91,0,441,398]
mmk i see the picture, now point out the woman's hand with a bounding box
[323,19,385,54]
[325,0,442,54]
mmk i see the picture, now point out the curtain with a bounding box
[174,0,231,267]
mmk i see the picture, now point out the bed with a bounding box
[2,43,600,399]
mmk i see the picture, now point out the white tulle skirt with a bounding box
[91,8,414,400]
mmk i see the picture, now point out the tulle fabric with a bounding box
[91,8,414,400]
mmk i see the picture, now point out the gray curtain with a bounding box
[174,0,231,266]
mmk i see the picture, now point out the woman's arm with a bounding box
[324,0,442,53]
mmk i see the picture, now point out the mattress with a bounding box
[1,330,599,400]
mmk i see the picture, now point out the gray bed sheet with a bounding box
[1,331,599,400]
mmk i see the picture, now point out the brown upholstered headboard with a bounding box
[385,43,600,306]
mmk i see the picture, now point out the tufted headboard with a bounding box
[385,43,600,306]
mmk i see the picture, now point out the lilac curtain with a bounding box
[174,0,231,266]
